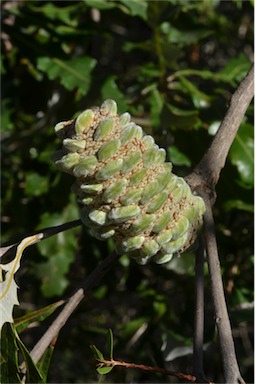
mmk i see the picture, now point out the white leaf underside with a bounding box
[0,234,43,332]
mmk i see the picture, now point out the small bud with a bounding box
[121,152,142,174]
[102,178,127,203]
[120,187,143,205]
[120,124,143,145]
[122,235,145,252]
[75,109,94,134]
[73,156,98,177]
[97,139,121,161]
[95,159,123,180]
[108,205,140,223]
[93,118,115,140]
[145,192,167,214]
[101,99,117,116]
[152,211,171,233]
[162,232,189,254]
[119,112,131,127]
[131,213,155,235]
[88,209,107,225]
[63,138,86,152]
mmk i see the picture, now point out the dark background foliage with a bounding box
[1,0,254,382]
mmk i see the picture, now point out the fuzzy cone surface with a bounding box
[53,100,205,265]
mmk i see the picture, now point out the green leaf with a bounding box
[37,56,96,95]
[107,329,114,360]
[90,345,105,361]
[150,87,164,127]
[35,200,79,297]
[14,301,64,334]
[178,76,211,108]
[168,145,191,167]
[119,0,148,20]
[160,22,212,46]
[83,0,116,10]
[1,323,21,384]
[97,366,113,375]
[101,76,128,113]
[36,337,57,383]
[163,103,201,130]
[224,199,254,213]
[25,173,49,197]
[14,328,44,383]
[220,54,251,83]
[229,122,254,188]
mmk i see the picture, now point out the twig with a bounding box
[186,63,254,197]
[193,238,206,381]
[99,358,214,383]
[202,194,245,384]
[27,251,120,365]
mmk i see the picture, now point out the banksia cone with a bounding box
[53,100,205,265]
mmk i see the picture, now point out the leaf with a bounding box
[149,87,164,128]
[14,328,44,383]
[219,54,251,83]
[160,22,212,46]
[107,329,114,360]
[0,323,21,384]
[119,0,148,20]
[37,56,96,95]
[224,199,254,213]
[229,122,254,188]
[178,75,211,108]
[101,76,128,114]
[90,345,105,361]
[14,301,64,334]
[83,0,116,10]
[35,200,79,297]
[36,336,57,383]
[96,366,113,375]
[167,145,191,167]
[0,234,43,332]
[25,173,49,197]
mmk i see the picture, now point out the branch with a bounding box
[193,238,206,381]
[26,251,120,365]
[202,194,245,384]
[99,358,214,383]
[186,63,254,197]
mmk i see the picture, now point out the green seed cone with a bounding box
[53,99,205,264]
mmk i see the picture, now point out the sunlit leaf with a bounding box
[119,0,148,20]
[97,366,113,375]
[14,301,64,333]
[37,56,96,95]
[229,122,254,188]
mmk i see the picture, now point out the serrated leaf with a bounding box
[229,122,254,188]
[0,234,43,332]
[14,300,64,334]
[37,56,96,95]
[97,366,113,375]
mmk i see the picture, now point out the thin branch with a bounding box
[193,238,206,381]
[26,251,120,365]
[99,358,214,383]
[202,194,245,384]
[186,63,254,196]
